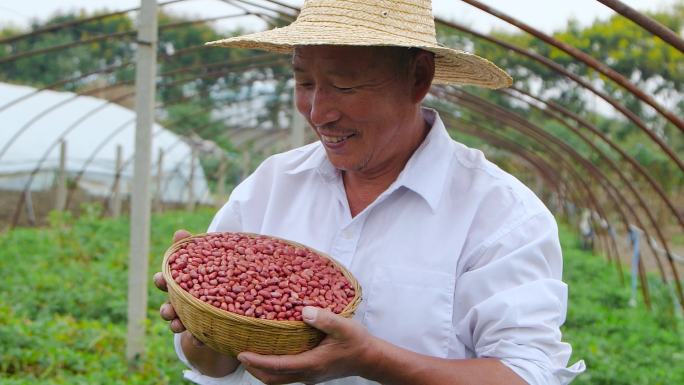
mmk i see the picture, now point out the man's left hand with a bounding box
[237,306,377,385]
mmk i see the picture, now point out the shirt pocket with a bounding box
[362,265,455,358]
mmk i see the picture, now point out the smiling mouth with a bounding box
[320,133,355,144]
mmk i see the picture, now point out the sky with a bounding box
[0,0,680,35]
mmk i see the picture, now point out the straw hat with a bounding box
[206,0,512,89]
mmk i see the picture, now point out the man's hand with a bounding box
[153,230,196,338]
[153,229,240,378]
[237,307,378,385]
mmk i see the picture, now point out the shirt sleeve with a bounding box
[453,211,585,385]
[207,200,242,232]
[174,333,248,385]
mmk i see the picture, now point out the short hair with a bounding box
[381,47,433,79]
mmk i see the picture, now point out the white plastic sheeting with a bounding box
[0,82,212,204]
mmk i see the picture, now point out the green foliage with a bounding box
[559,224,684,385]
[0,11,136,90]
[1,212,682,383]
[435,3,684,195]
[0,9,294,201]
[0,209,215,384]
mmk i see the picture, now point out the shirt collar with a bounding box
[392,107,452,212]
[285,107,453,211]
[285,142,337,180]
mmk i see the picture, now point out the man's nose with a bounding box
[309,88,341,127]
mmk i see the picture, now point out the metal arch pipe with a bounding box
[232,0,298,18]
[461,87,682,294]
[437,88,681,308]
[0,46,282,162]
[0,43,221,114]
[442,89,669,268]
[0,12,250,65]
[0,1,290,160]
[458,0,684,134]
[1,0,295,64]
[10,56,289,227]
[442,105,654,304]
[0,35,279,113]
[63,117,136,209]
[99,122,281,217]
[460,119,641,298]
[435,18,684,173]
[97,118,279,213]
[218,0,296,25]
[0,61,135,114]
[595,0,684,54]
[506,86,684,232]
[250,130,290,153]
[59,67,288,209]
[448,113,619,268]
[0,0,189,45]
[445,115,629,286]
[493,86,682,277]
[3,57,286,218]
[455,126,564,204]
[139,130,287,213]
[97,120,278,212]
[0,52,285,162]
[10,98,112,226]
[93,93,288,214]
[58,72,287,210]
[435,89,666,277]
[260,0,301,13]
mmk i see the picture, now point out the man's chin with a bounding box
[326,156,358,172]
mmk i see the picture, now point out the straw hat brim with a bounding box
[206,23,512,89]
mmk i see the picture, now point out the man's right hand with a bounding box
[154,230,193,337]
[154,229,241,378]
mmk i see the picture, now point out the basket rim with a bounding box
[162,231,363,329]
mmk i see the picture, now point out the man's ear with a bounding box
[410,50,435,103]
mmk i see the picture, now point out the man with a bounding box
[153,1,585,384]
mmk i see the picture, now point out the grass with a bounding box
[559,225,684,385]
[0,206,682,384]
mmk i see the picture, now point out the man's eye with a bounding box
[296,83,313,89]
[333,86,355,93]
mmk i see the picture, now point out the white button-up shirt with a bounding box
[174,108,585,385]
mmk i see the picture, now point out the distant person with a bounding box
[579,209,594,250]
[153,0,585,384]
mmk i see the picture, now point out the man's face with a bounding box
[293,45,417,174]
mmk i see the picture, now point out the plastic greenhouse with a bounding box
[0,82,211,205]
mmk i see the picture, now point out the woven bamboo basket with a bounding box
[162,232,362,356]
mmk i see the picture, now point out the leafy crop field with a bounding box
[1,208,682,384]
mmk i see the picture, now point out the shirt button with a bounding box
[342,229,354,240]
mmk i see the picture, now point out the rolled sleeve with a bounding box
[454,212,585,385]
[174,333,248,385]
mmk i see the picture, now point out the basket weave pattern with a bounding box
[162,232,362,356]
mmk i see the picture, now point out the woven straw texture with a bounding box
[162,232,363,356]
[205,0,512,88]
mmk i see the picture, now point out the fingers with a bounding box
[173,229,192,243]
[301,307,348,336]
[160,302,186,333]
[169,318,186,333]
[158,229,191,335]
[238,351,313,375]
[244,366,302,385]
[240,351,322,385]
[153,272,167,292]
[160,302,177,321]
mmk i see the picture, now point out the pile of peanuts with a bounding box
[168,233,356,321]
